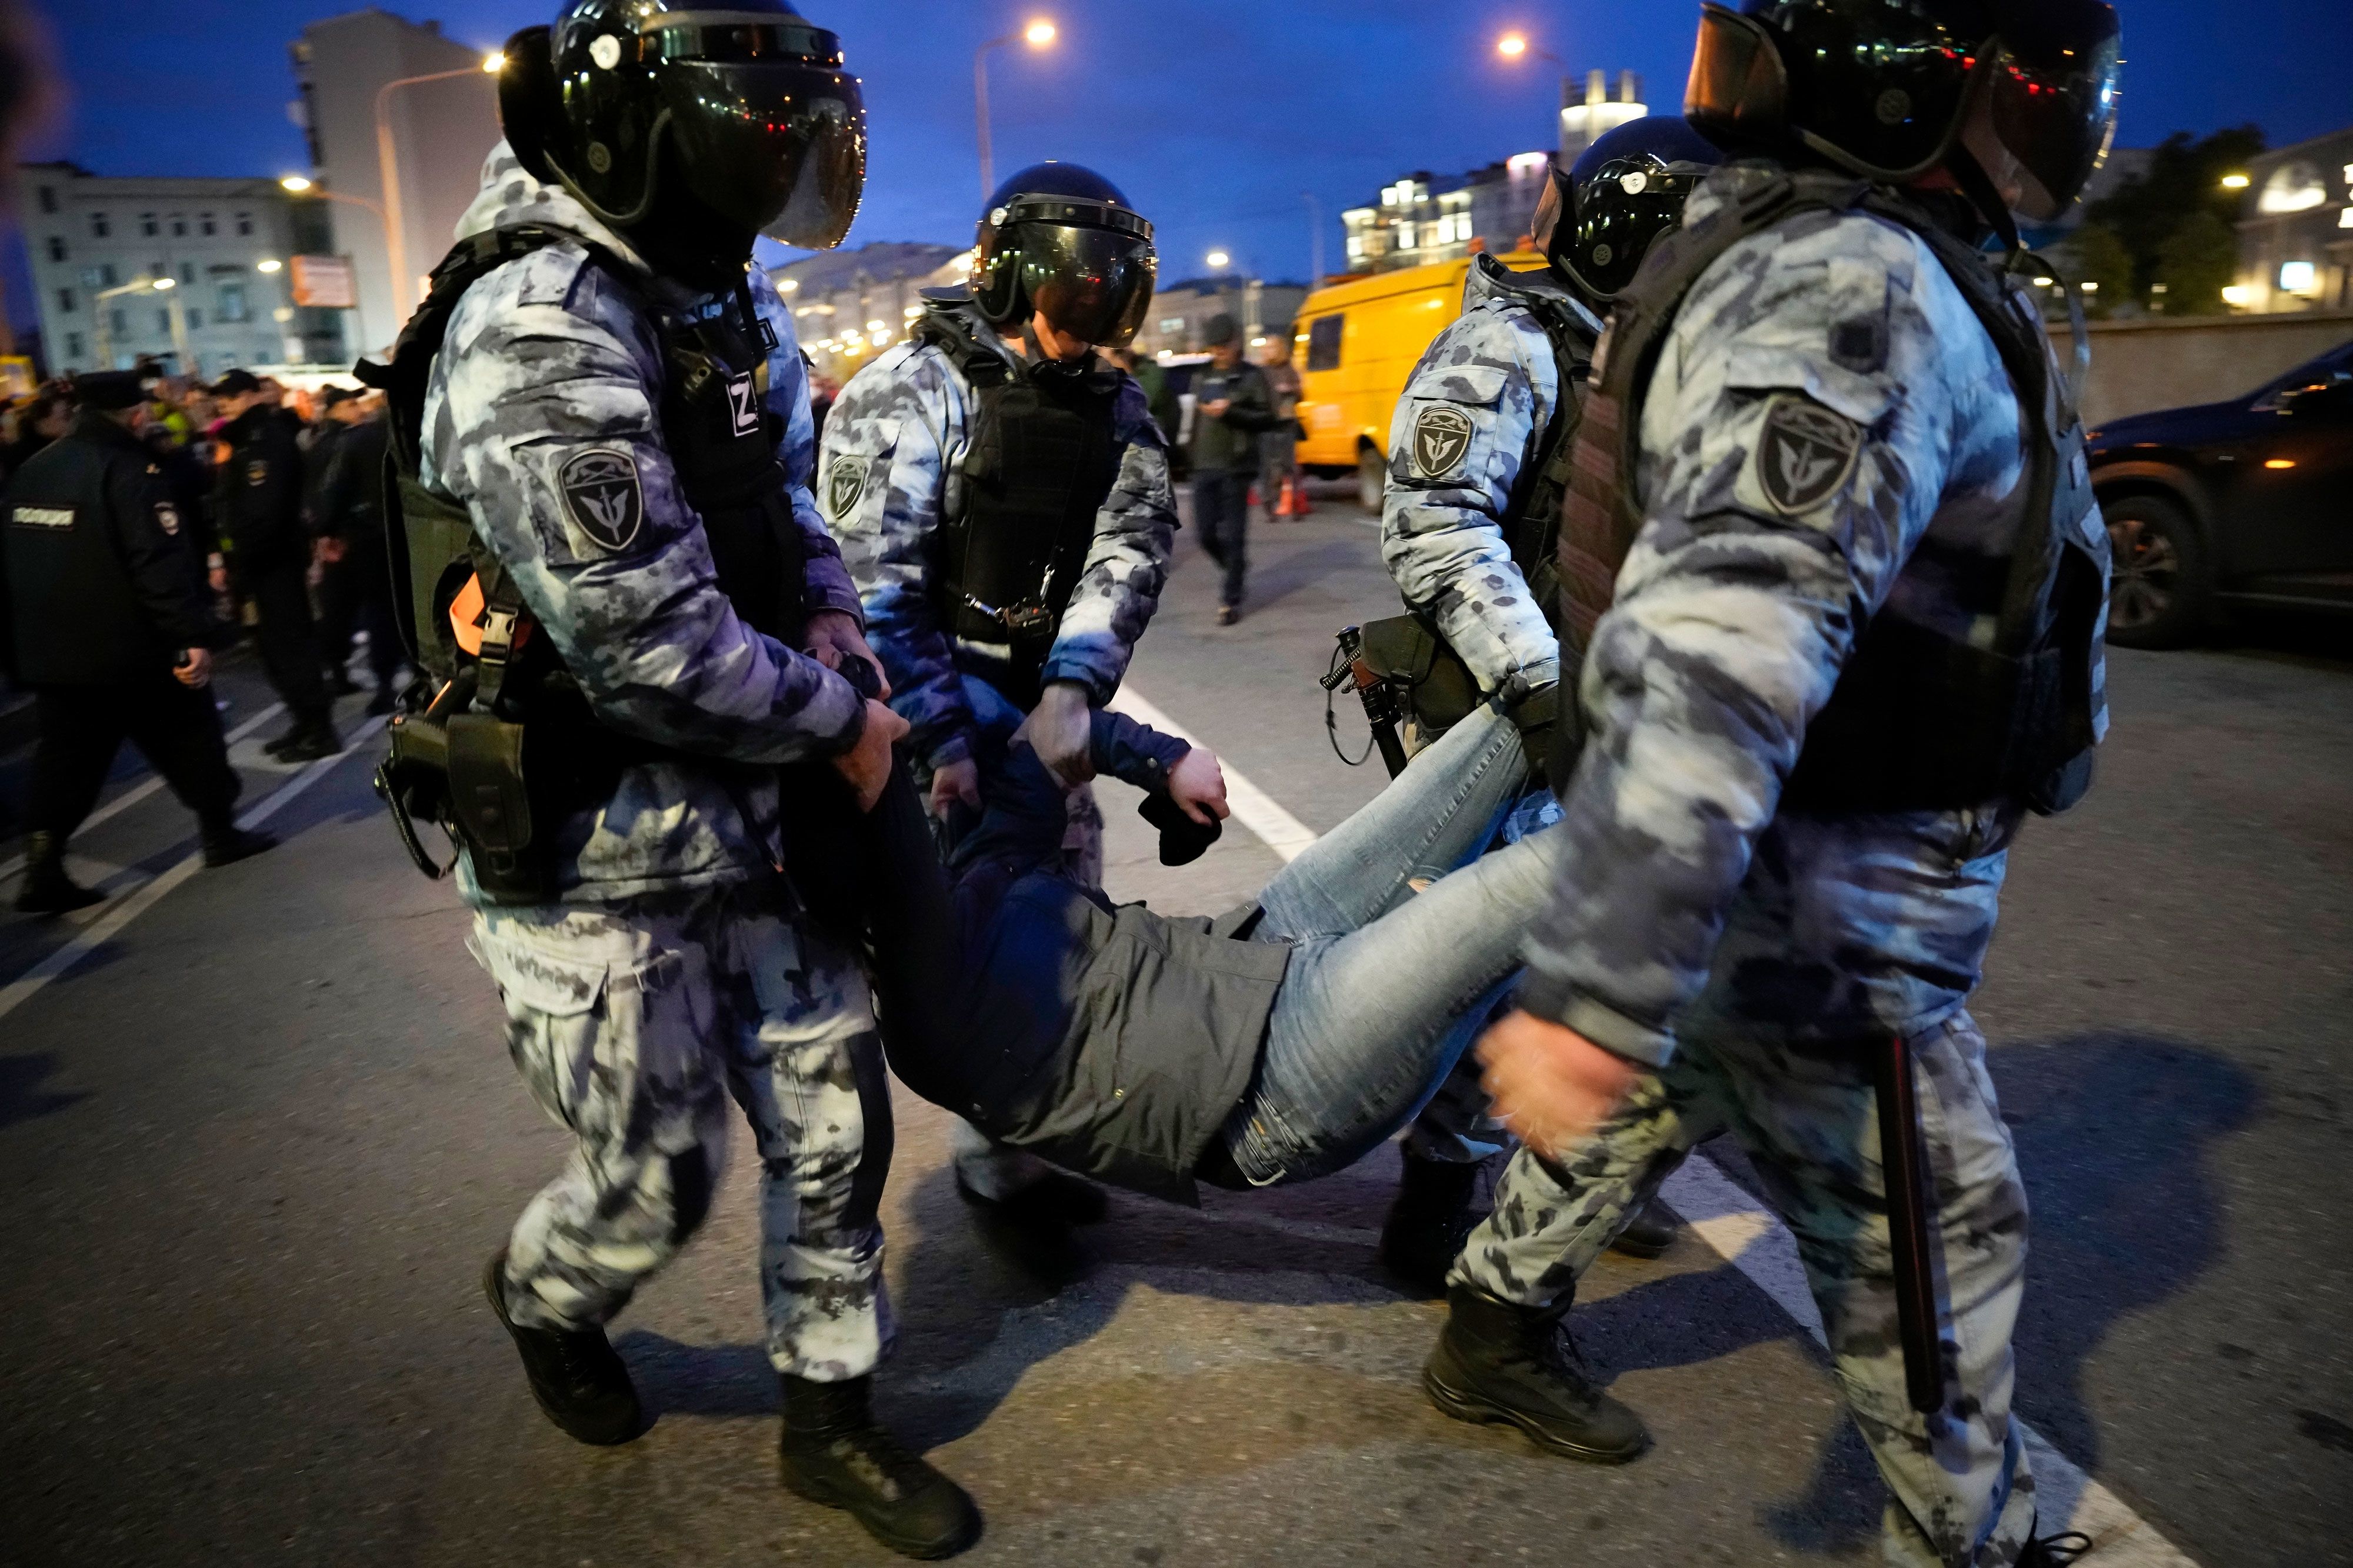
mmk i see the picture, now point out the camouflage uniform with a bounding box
[421,146,893,1380]
[1380,263,1599,1163]
[1455,167,2109,1567]
[824,295,1176,1194]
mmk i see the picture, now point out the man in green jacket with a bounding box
[1186,315,1280,623]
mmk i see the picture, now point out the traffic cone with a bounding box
[1278,476,1300,518]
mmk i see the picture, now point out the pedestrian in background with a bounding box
[0,371,273,914]
[312,389,400,715]
[1187,314,1278,625]
[1258,334,1307,521]
[211,369,338,761]
[5,391,70,479]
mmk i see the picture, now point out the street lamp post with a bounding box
[975,20,1057,200]
[1497,30,1570,139]
[374,54,504,320]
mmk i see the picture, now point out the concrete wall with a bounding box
[296,11,501,356]
[2059,312,2353,429]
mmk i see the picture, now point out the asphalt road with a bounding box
[2,493,2348,1567]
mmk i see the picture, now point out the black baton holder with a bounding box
[1873,1032,1947,1413]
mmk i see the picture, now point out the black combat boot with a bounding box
[779,1373,981,1560]
[1608,1197,1682,1260]
[1378,1153,1481,1297]
[13,832,104,915]
[1423,1283,1650,1464]
[482,1252,647,1446]
[200,816,278,870]
[274,719,342,763]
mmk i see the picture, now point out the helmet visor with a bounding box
[653,20,868,249]
[1566,162,1713,299]
[1986,5,2122,222]
[1684,5,1788,151]
[1018,225,1159,349]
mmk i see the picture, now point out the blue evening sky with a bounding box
[16,0,2353,326]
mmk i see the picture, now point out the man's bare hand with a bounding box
[1477,1011,1641,1158]
[174,648,214,689]
[804,610,891,700]
[1168,746,1229,826]
[1021,680,1096,785]
[927,756,982,819]
[832,699,909,812]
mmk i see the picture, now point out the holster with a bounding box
[445,712,549,904]
[1356,614,1481,738]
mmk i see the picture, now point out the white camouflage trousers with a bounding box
[472,882,894,1382]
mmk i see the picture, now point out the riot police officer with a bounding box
[1373,116,1721,1293]
[211,369,340,762]
[824,161,1176,1240]
[1435,4,2119,1562]
[401,4,975,1556]
[1,371,274,913]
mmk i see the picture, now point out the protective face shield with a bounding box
[502,1,867,251]
[1550,116,1725,302]
[1686,0,2119,223]
[972,165,1157,350]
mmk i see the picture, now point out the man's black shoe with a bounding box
[1422,1283,1650,1464]
[482,1251,647,1446]
[13,832,104,915]
[1608,1197,1681,1260]
[780,1373,981,1560]
[274,723,342,763]
[201,823,279,869]
[262,725,306,758]
[1379,1153,1481,1297]
[2019,1526,2092,1566]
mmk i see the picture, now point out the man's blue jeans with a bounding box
[1219,706,1563,1185]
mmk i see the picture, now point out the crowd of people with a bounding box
[0,361,402,912]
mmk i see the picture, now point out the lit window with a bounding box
[2259,163,2328,215]
[2340,209,2353,230]
[2221,284,2254,307]
[1398,222,1416,248]
[1345,236,1366,260]
[2278,260,2318,294]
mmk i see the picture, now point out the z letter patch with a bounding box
[557,448,645,554]
[824,454,868,525]
[1754,394,1863,516]
[1411,405,1475,480]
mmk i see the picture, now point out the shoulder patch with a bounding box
[555,448,645,553]
[824,453,869,523]
[1753,394,1863,516]
[1411,405,1476,480]
[155,502,182,536]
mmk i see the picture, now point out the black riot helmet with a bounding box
[1542,116,1724,303]
[971,162,1157,350]
[1687,0,2121,226]
[497,0,866,254]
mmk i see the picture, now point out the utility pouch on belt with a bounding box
[445,712,544,903]
[1355,613,1481,737]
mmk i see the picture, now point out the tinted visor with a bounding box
[1986,3,2122,221]
[1566,162,1711,299]
[1684,4,1788,150]
[654,20,867,249]
[1019,225,1158,349]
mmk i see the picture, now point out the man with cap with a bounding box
[1,371,274,913]
[211,368,339,762]
[824,160,1176,1249]
[1187,313,1279,623]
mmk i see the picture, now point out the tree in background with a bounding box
[2061,222,2137,320]
[2076,125,2266,315]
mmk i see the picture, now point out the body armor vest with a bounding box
[1556,169,2104,817]
[1473,255,1601,633]
[916,297,1122,703]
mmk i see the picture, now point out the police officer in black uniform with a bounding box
[2,371,274,914]
[211,369,339,762]
[312,391,401,715]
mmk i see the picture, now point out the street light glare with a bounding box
[1025,19,1056,47]
[1207,249,1231,269]
[1498,32,1529,59]
[152,277,175,291]
[256,259,285,273]
[279,175,314,194]
[482,52,505,73]
[2221,173,2251,189]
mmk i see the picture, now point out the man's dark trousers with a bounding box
[26,675,241,841]
[315,542,401,693]
[1193,470,1249,609]
[243,556,331,725]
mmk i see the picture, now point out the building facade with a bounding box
[16,164,345,379]
[1340,154,1550,276]
[2228,128,2353,315]
[1559,71,1647,164]
[772,242,972,382]
[290,9,503,355]
[1133,277,1308,359]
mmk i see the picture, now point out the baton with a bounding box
[1872,1032,1947,1413]
[1322,625,1411,779]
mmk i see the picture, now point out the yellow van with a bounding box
[1292,249,1551,509]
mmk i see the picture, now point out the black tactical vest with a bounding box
[915,298,1122,702]
[1556,168,2104,817]
[1473,255,1602,631]
[365,226,810,695]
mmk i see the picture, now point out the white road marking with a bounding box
[1106,688,1319,862]
[0,702,288,885]
[0,720,378,1025]
[1125,682,2200,1566]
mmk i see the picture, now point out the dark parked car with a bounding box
[2088,340,2353,647]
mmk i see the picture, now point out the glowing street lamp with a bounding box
[2219,173,2251,191]
[1497,30,1563,65]
[976,19,1059,198]
[1207,249,1232,271]
[256,259,285,274]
